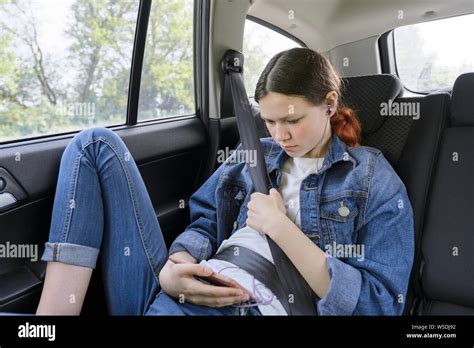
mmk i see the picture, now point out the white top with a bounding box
[280,157,325,227]
[200,156,324,315]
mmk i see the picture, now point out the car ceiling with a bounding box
[248,0,474,51]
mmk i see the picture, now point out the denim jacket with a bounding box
[169,135,415,315]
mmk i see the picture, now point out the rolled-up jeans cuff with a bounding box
[41,242,100,269]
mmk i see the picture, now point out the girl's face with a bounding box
[259,92,335,158]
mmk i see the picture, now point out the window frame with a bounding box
[379,29,429,96]
[126,0,151,126]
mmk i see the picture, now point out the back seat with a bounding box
[252,73,450,315]
[418,72,474,315]
[339,74,450,315]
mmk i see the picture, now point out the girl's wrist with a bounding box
[168,251,197,264]
[265,212,292,240]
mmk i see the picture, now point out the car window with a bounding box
[394,14,474,93]
[243,19,301,97]
[137,0,194,122]
[0,0,139,143]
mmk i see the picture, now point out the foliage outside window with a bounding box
[0,0,195,142]
[0,0,139,142]
[394,14,474,93]
[137,0,194,122]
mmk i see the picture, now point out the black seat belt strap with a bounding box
[220,50,318,315]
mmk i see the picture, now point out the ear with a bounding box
[324,91,338,110]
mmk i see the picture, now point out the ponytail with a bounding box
[330,107,362,147]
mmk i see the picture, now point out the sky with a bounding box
[34,0,73,54]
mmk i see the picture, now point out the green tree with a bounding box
[138,0,194,119]
[0,0,62,140]
[0,0,195,141]
[66,0,138,124]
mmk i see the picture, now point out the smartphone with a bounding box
[194,272,252,297]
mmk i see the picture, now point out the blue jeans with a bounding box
[40,127,260,316]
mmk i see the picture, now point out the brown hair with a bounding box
[254,48,361,147]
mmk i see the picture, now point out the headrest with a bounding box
[251,74,404,137]
[451,73,474,126]
[341,74,404,135]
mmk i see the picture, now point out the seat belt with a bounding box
[220,49,318,315]
[212,245,291,314]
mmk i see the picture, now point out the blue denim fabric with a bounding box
[40,127,260,316]
[145,290,261,316]
[169,134,415,315]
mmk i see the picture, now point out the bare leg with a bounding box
[36,262,93,315]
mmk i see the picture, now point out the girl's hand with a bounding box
[246,188,287,236]
[159,254,250,307]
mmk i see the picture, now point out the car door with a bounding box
[0,0,212,315]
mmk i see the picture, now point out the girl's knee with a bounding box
[72,127,126,152]
[63,127,126,163]
[76,127,117,142]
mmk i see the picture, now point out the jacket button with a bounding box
[338,201,350,217]
[233,221,238,230]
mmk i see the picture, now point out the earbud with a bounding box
[327,105,333,116]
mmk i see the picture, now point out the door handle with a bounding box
[0,167,27,211]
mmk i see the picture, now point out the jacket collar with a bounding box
[265,134,357,174]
